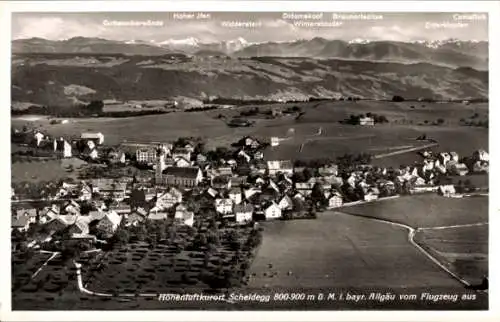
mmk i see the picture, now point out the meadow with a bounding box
[12,100,488,170]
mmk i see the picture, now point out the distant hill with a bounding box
[12,37,488,69]
[11,53,488,108]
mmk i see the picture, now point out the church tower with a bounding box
[155,145,164,185]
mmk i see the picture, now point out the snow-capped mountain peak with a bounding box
[158,37,200,47]
[348,38,372,44]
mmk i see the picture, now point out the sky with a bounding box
[11,12,489,43]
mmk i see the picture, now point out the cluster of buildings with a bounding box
[12,128,489,248]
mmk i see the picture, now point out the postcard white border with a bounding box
[0,1,498,321]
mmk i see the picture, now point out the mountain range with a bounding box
[12,36,488,70]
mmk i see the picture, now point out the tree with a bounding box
[392,95,405,102]
[86,100,104,115]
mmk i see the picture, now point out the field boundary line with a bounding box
[334,211,471,287]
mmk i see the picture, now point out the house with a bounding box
[450,163,469,176]
[270,137,280,147]
[197,153,208,164]
[154,187,183,210]
[12,216,30,232]
[327,192,343,209]
[244,187,261,201]
[207,167,233,180]
[15,208,38,224]
[172,148,191,161]
[295,182,315,196]
[293,192,306,202]
[234,204,254,223]
[438,185,456,197]
[44,217,69,235]
[212,175,232,190]
[228,188,242,205]
[108,201,130,215]
[126,208,148,226]
[254,151,264,160]
[108,151,126,164]
[473,160,489,173]
[148,210,168,221]
[364,187,380,201]
[449,152,459,162]
[359,116,375,126]
[215,198,234,215]
[318,164,338,177]
[174,157,191,168]
[184,143,195,153]
[206,187,219,199]
[278,195,293,210]
[174,204,194,226]
[267,160,294,177]
[230,176,247,188]
[163,167,203,187]
[80,183,92,201]
[91,179,127,200]
[238,136,260,149]
[473,149,489,162]
[62,200,81,215]
[263,201,282,220]
[96,211,122,236]
[81,132,104,145]
[439,153,452,167]
[53,138,72,158]
[237,150,251,163]
[34,131,44,146]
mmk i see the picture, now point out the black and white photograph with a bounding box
[1,1,498,320]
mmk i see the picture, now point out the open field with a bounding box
[12,100,488,167]
[414,224,488,286]
[11,157,87,183]
[248,212,462,289]
[341,194,488,228]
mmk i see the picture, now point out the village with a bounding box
[11,125,489,244]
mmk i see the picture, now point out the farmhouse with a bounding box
[234,204,254,223]
[228,188,242,205]
[80,184,92,201]
[438,185,456,197]
[174,205,194,226]
[267,160,294,177]
[126,208,148,226]
[327,192,343,209]
[154,187,183,210]
[34,131,44,146]
[263,201,282,220]
[81,132,104,145]
[91,179,127,200]
[278,195,293,210]
[163,167,203,187]
[215,198,234,215]
[473,149,489,162]
[96,211,122,236]
[270,137,280,147]
[212,175,232,190]
[359,116,374,126]
[53,138,72,158]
